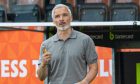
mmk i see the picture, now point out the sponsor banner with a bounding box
[83,28,140,41]
[0,29,44,84]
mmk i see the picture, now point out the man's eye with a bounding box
[55,15,59,18]
[63,13,68,16]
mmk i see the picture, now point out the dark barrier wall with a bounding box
[115,52,140,84]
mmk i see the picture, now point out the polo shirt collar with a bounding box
[53,29,77,42]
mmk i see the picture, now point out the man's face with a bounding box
[53,7,72,30]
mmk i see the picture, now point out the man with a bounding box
[37,4,98,84]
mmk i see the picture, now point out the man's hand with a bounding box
[41,51,51,68]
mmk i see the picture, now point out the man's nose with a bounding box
[60,15,64,20]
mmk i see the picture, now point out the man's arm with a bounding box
[37,63,48,81]
[77,62,98,84]
[37,51,51,81]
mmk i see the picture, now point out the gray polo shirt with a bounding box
[38,30,98,84]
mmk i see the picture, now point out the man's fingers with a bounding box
[43,56,51,60]
[43,52,51,57]
[42,51,51,66]
[43,57,51,64]
[43,55,51,64]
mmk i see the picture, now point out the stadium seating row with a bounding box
[0,2,139,22]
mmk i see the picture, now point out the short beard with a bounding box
[56,24,71,31]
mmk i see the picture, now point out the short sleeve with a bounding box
[85,37,98,64]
